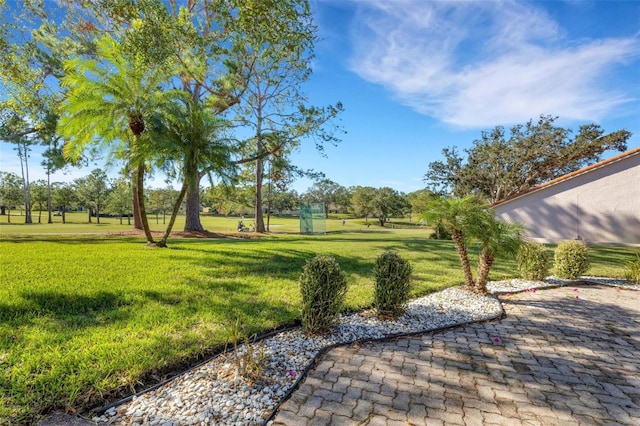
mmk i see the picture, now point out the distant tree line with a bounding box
[0,170,441,229]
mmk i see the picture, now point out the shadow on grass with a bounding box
[587,244,638,269]
[164,236,475,300]
[0,290,134,326]
[168,243,376,283]
[0,234,144,245]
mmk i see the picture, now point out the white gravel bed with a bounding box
[488,276,639,293]
[93,286,502,426]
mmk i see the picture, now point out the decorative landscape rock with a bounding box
[93,276,637,425]
[93,286,502,425]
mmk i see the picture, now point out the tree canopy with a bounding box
[424,115,631,203]
[1,0,343,244]
[372,187,408,227]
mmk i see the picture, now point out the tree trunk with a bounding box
[135,164,154,244]
[184,178,204,232]
[24,145,32,224]
[88,208,92,223]
[266,180,272,233]
[451,230,475,288]
[265,161,272,232]
[132,169,142,230]
[47,169,52,224]
[183,144,204,232]
[96,206,101,224]
[158,180,188,247]
[254,155,265,233]
[18,142,32,224]
[475,250,494,294]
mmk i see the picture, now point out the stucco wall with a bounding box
[493,153,640,245]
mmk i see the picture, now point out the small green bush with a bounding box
[373,251,413,319]
[623,253,640,284]
[554,240,590,279]
[300,255,347,334]
[517,242,550,281]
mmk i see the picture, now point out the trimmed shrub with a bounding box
[300,255,347,335]
[517,242,550,281]
[624,253,640,284]
[554,241,590,279]
[373,251,413,319]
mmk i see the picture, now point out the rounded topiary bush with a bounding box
[554,240,590,279]
[517,242,550,281]
[373,251,413,319]
[300,255,347,335]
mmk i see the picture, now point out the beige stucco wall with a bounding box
[493,153,640,245]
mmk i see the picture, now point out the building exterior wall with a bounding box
[493,153,640,245]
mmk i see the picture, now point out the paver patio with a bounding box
[272,284,640,425]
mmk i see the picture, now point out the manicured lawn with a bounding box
[0,215,636,423]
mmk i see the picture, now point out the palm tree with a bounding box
[58,34,177,245]
[151,95,234,245]
[422,196,486,289]
[473,216,525,294]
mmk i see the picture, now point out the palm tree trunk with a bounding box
[135,164,154,244]
[451,230,475,288]
[158,180,188,247]
[475,250,494,295]
[132,168,142,230]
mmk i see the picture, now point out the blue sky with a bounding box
[1,0,639,194]
[292,0,640,193]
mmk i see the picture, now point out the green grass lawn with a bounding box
[0,214,637,423]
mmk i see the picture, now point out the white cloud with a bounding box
[348,0,639,128]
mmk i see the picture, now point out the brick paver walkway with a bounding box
[272,284,640,425]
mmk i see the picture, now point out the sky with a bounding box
[1,0,639,194]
